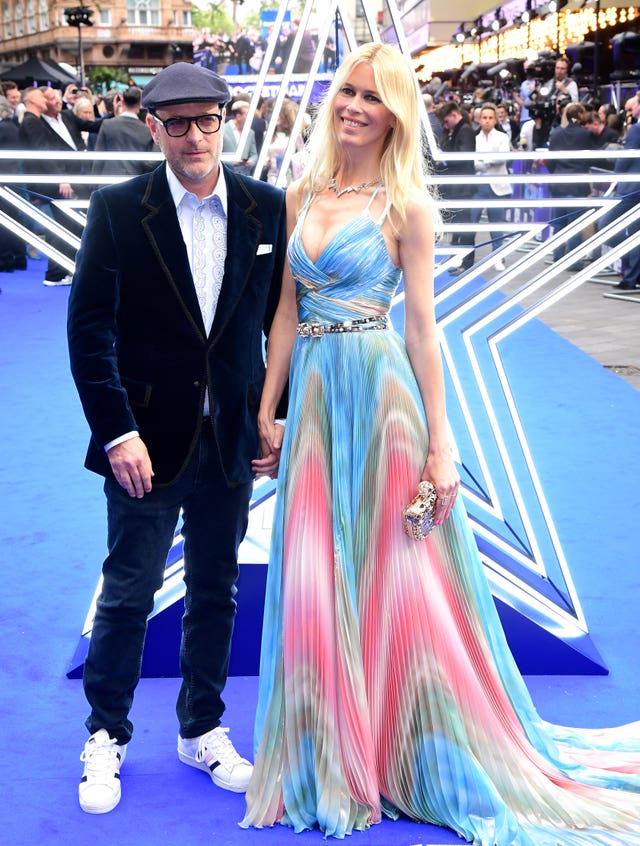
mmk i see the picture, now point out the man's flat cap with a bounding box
[141,62,231,111]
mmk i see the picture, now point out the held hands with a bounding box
[107,436,154,498]
[422,449,460,525]
[252,419,285,479]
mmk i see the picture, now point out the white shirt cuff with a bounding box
[104,430,139,452]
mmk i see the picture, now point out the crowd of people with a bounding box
[0,74,315,287]
[0,79,159,283]
[3,47,640,293]
[192,18,334,77]
[425,54,640,289]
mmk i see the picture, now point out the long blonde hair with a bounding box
[300,42,426,225]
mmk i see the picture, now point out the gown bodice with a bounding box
[288,190,402,324]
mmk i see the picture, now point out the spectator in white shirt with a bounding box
[470,103,512,271]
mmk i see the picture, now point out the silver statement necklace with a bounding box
[328,176,382,198]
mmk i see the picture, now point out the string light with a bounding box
[430,5,639,82]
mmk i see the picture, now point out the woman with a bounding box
[241,43,640,843]
[264,98,305,184]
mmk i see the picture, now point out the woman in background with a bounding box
[265,98,306,185]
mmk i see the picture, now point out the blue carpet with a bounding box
[1,265,639,846]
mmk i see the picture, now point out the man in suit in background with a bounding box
[67,62,287,815]
[222,99,258,174]
[547,102,595,270]
[436,100,476,274]
[600,95,640,290]
[92,85,159,176]
[19,86,81,285]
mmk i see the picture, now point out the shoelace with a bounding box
[80,737,120,774]
[196,727,245,769]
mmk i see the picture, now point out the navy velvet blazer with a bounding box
[67,162,287,487]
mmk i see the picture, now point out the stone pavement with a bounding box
[483,245,640,391]
[541,273,640,390]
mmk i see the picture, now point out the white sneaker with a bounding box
[79,729,127,814]
[178,726,252,793]
[494,259,506,271]
[43,275,73,287]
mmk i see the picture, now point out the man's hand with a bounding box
[252,422,285,479]
[107,437,154,498]
[59,182,75,199]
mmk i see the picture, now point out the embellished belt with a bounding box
[297,314,389,337]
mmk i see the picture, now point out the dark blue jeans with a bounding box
[83,420,253,745]
[470,184,509,257]
[551,195,587,262]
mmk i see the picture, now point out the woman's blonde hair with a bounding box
[300,42,426,225]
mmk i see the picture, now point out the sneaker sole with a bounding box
[177,750,249,793]
[79,787,121,814]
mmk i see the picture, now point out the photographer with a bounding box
[545,57,579,104]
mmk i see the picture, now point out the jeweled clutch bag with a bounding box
[402,480,438,540]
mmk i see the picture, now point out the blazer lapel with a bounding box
[141,164,207,340]
[210,166,262,343]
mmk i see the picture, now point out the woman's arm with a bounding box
[251,182,302,478]
[398,191,460,523]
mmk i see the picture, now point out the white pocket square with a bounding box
[256,243,273,255]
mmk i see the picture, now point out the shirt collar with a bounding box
[166,163,228,214]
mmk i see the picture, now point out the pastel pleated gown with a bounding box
[241,193,640,844]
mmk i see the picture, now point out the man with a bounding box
[624,94,638,129]
[222,100,258,174]
[233,29,255,75]
[0,94,26,271]
[62,82,80,110]
[471,103,512,272]
[599,96,640,290]
[422,91,442,147]
[251,95,268,155]
[92,85,158,176]
[546,56,579,104]
[584,110,620,148]
[495,102,519,148]
[18,87,75,286]
[41,86,87,153]
[1,80,23,123]
[547,102,595,269]
[67,62,287,815]
[436,101,476,274]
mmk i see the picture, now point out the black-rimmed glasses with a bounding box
[152,112,223,137]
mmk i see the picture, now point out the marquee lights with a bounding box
[416,5,639,81]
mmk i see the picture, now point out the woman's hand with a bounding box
[252,419,285,479]
[422,449,460,525]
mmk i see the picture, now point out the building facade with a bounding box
[0,0,194,82]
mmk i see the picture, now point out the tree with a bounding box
[192,2,235,37]
[243,0,280,32]
[86,65,130,92]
